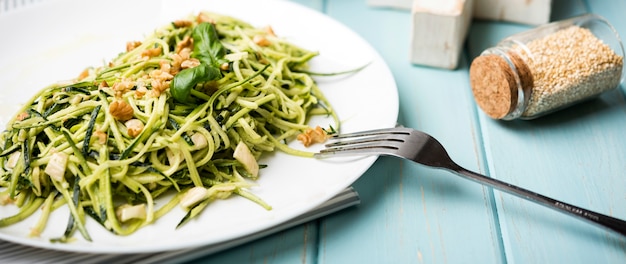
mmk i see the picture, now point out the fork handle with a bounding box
[449,163,626,237]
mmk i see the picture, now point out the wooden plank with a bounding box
[190,224,319,263]
[320,0,503,263]
[467,0,626,263]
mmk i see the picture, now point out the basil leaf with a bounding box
[171,64,221,103]
[192,22,227,67]
[171,22,226,103]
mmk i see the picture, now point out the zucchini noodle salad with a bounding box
[0,11,343,242]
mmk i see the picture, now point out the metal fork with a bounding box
[315,127,626,236]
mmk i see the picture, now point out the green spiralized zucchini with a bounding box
[0,11,338,241]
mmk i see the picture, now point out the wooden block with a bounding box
[410,0,474,69]
[368,0,552,25]
[367,0,413,10]
[473,0,552,25]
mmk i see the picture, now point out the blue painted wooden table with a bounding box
[186,0,626,263]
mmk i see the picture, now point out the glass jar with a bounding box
[469,14,625,120]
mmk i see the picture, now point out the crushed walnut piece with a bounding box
[109,100,134,121]
[178,47,192,61]
[176,35,193,53]
[196,12,215,24]
[125,119,144,138]
[0,193,14,205]
[147,67,174,97]
[149,78,170,97]
[94,130,107,145]
[112,78,135,98]
[141,47,162,58]
[219,62,230,71]
[149,69,174,81]
[77,68,90,80]
[126,41,142,52]
[169,47,199,75]
[264,26,276,37]
[253,35,271,47]
[16,111,29,121]
[135,84,148,98]
[98,80,109,90]
[181,58,201,69]
[297,126,330,147]
[173,19,193,28]
[159,60,171,72]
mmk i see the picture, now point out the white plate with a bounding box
[0,0,398,253]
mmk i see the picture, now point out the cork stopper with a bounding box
[469,54,521,119]
[507,52,534,107]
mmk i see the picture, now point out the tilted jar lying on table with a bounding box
[469,14,625,120]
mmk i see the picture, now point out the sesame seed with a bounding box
[514,26,623,117]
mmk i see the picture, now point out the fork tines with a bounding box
[314,127,412,158]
